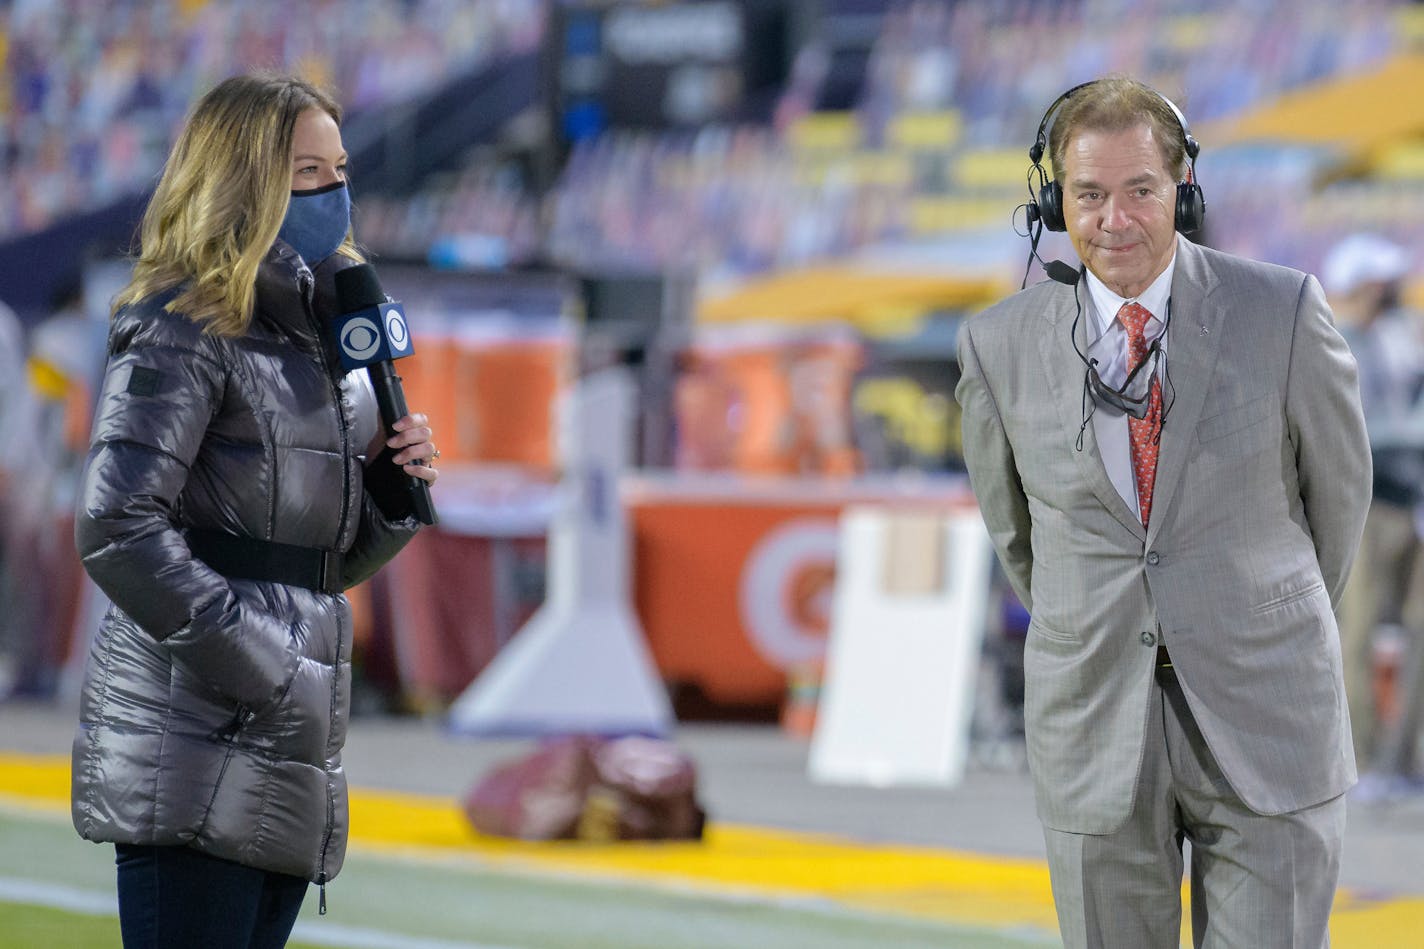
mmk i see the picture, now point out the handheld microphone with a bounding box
[333,264,438,526]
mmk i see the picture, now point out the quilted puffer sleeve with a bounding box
[74,301,298,711]
[336,370,423,587]
[341,483,421,589]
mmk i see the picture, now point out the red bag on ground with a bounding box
[462,735,706,841]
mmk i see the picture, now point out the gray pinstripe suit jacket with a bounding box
[956,237,1371,835]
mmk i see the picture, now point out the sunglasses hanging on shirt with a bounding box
[1086,336,1164,419]
[1059,266,1177,449]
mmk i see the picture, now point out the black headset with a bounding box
[1026,80,1205,235]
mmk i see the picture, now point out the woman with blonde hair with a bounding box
[71,72,438,948]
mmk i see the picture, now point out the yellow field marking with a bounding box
[348,787,1061,933]
[4,753,1421,944]
[0,753,70,817]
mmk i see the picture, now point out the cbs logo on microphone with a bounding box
[334,302,414,370]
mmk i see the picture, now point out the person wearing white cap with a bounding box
[1327,232,1424,803]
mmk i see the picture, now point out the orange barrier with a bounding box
[400,320,571,468]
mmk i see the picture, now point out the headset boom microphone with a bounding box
[332,264,438,525]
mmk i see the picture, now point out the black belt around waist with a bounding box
[186,529,344,595]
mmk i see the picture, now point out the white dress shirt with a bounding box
[1081,250,1178,514]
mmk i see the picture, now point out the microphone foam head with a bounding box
[334,264,386,313]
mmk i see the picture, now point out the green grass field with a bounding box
[0,902,124,949]
[0,901,333,949]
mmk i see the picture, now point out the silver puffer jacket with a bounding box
[71,244,420,884]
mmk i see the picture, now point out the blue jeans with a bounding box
[115,844,308,949]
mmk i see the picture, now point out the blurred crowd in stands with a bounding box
[3,0,1417,282]
[0,0,543,240]
[533,0,1408,282]
[358,156,543,269]
[854,0,1398,142]
[544,0,1414,280]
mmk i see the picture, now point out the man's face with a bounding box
[1061,122,1178,299]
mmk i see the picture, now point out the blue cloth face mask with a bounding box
[278,180,351,266]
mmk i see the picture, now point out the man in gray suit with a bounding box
[956,77,1371,948]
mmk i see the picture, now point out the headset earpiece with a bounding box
[1025,88,1084,235]
[1175,181,1205,235]
[1169,117,1205,234]
[1037,180,1067,232]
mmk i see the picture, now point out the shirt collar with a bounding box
[1084,240,1178,337]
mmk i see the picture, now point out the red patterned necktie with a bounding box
[1119,302,1162,527]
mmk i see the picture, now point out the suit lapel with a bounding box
[1037,281,1146,540]
[1146,240,1224,547]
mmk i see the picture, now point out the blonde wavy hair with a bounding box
[114,73,361,336]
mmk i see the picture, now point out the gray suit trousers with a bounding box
[1043,668,1346,949]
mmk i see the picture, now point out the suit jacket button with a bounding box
[1140,631,1156,646]
[1146,551,1161,565]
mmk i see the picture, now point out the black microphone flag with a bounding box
[333,265,414,370]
